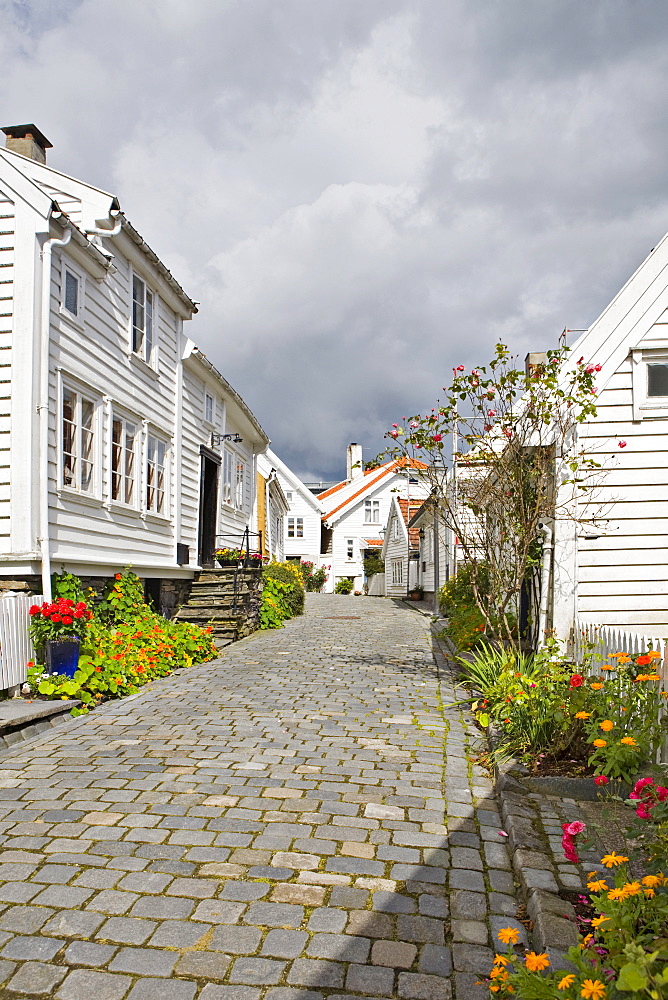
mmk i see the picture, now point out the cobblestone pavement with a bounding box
[0,595,517,1000]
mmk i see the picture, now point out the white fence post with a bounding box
[0,595,45,692]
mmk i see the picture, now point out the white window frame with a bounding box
[60,382,98,496]
[632,346,668,419]
[346,538,354,560]
[146,432,168,516]
[285,490,293,504]
[235,458,246,511]
[392,516,400,540]
[110,412,139,508]
[287,516,303,538]
[60,258,85,328]
[204,392,214,425]
[392,559,404,585]
[365,499,380,523]
[222,449,234,506]
[131,270,157,367]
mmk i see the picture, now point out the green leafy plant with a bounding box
[364,553,385,577]
[334,578,354,594]
[259,577,293,629]
[299,561,327,592]
[263,562,305,616]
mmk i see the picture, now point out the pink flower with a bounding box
[389,430,398,439]
[487,410,496,417]
[432,434,443,443]
[594,775,609,786]
[503,428,513,439]
[456,365,465,371]
[657,786,668,801]
[636,804,653,819]
[561,821,586,863]
[618,440,627,448]
[392,423,398,428]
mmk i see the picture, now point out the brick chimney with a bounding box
[2,124,52,164]
[346,443,363,481]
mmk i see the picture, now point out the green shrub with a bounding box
[263,562,305,616]
[334,578,354,594]
[299,561,327,592]
[364,554,384,577]
[259,578,293,629]
[439,563,515,651]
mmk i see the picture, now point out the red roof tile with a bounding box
[321,458,427,522]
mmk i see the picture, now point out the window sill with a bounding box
[58,488,104,508]
[144,511,171,524]
[107,501,142,517]
[59,308,85,333]
[128,353,160,380]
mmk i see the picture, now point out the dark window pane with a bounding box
[65,271,78,315]
[648,364,668,397]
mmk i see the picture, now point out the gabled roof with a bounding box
[397,498,423,549]
[321,458,428,524]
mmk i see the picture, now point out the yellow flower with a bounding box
[581,979,607,1000]
[524,952,550,972]
[649,650,662,659]
[644,887,656,897]
[647,673,661,680]
[493,954,511,966]
[607,888,626,900]
[590,682,603,690]
[591,915,609,927]
[601,852,628,868]
[558,974,576,990]
[642,875,662,887]
[620,737,638,747]
[497,927,520,944]
[601,665,615,671]
[599,720,614,731]
[575,711,591,719]
[635,674,652,682]
[489,966,508,980]
[586,878,608,892]
[620,881,642,897]
[593,739,607,748]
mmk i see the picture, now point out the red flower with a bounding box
[61,616,73,625]
[94,666,102,673]
[594,775,609,786]
[51,614,61,623]
[561,821,586,863]
[28,605,41,616]
[115,573,122,580]
[569,674,584,688]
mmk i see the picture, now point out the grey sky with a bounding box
[2,0,668,479]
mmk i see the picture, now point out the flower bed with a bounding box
[25,571,217,716]
[459,641,667,781]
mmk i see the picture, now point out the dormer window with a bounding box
[132,274,155,364]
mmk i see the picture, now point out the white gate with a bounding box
[0,594,45,691]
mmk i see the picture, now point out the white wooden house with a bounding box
[407,498,451,605]
[542,230,668,642]
[318,444,428,592]
[0,123,268,607]
[381,496,423,598]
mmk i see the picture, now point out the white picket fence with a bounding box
[0,594,45,691]
[367,573,385,597]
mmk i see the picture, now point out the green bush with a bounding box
[439,563,514,651]
[259,578,293,629]
[263,562,305,616]
[334,578,354,594]
[299,561,327,592]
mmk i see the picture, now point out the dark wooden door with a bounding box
[198,454,219,566]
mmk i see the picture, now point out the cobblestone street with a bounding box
[0,595,518,1000]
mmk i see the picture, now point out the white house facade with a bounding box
[265,452,323,566]
[381,496,423,598]
[318,444,428,593]
[0,123,268,605]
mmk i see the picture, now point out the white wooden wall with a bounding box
[0,594,45,689]
[0,187,13,552]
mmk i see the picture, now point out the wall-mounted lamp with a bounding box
[211,432,243,447]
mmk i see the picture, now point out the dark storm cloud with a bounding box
[2,0,668,479]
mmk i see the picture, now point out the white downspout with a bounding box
[265,476,272,560]
[39,223,72,601]
[85,211,122,240]
[537,523,553,649]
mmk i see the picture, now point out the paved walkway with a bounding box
[0,595,516,1000]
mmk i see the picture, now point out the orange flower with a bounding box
[593,739,607,748]
[636,654,652,666]
[497,927,520,945]
[601,852,628,867]
[575,712,591,719]
[586,878,608,892]
[649,650,662,659]
[557,974,576,990]
[591,682,603,690]
[599,720,614,731]
[620,737,638,747]
[524,952,550,972]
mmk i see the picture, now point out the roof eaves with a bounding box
[322,465,393,522]
[121,214,197,315]
[190,347,269,447]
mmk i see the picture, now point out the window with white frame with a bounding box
[365,499,380,523]
[287,517,303,537]
[285,490,293,503]
[392,559,404,585]
[346,538,354,559]
[235,459,245,510]
[204,392,214,424]
[631,348,668,419]
[392,517,400,540]
[62,387,95,493]
[111,415,138,505]
[132,273,155,364]
[222,449,234,505]
[648,363,668,397]
[146,434,167,514]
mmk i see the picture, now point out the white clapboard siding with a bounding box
[0,594,45,690]
[368,573,385,596]
[0,188,13,549]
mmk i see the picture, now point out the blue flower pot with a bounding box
[46,638,81,678]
